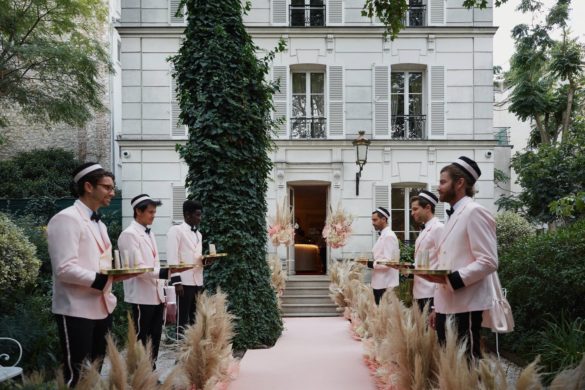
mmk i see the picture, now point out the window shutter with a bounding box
[327,0,343,25]
[373,184,390,240]
[430,66,445,138]
[272,66,288,137]
[272,0,287,25]
[172,184,186,223]
[169,0,186,25]
[429,0,445,25]
[431,185,445,222]
[328,65,344,138]
[170,75,187,138]
[374,65,390,138]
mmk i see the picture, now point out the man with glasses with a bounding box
[48,162,136,387]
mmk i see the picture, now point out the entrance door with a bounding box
[290,184,328,275]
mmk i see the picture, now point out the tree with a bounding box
[0,0,111,129]
[170,0,283,350]
[363,0,510,39]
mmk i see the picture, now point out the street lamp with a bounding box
[352,131,370,196]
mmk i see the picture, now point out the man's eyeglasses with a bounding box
[96,183,116,193]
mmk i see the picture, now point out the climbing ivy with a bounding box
[170,0,284,350]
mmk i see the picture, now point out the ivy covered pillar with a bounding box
[171,0,283,349]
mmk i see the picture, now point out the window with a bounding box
[391,71,425,139]
[290,0,325,27]
[391,186,425,243]
[404,0,426,27]
[291,72,326,138]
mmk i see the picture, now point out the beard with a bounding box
[439,183,457,203]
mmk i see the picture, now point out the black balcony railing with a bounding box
[403,5,426,27]
[391,115,426,139]
[291,117,327,139]
[290,5,326,27]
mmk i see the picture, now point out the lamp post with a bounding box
[352,131,370,196]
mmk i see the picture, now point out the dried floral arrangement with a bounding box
[322,203,354,249]
[267,198,295,247]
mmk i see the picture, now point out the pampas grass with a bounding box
[106,334,128,390]
[550,353,585,390]
[515,359,543,390]
[268,254,286,309]
[178,289,237,390]
[329,259,363,311]
[75,361,107,390]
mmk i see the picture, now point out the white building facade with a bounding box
[114,0,503,274]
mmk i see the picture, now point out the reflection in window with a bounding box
[391,186,425,243]
[292,72,326,138]
[391,71,425,139]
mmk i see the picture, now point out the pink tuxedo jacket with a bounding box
[413,217,444,300]
[48,200,116,320]
[166,222,203,286]
[434,197,498,314]
[371,226,400,290]
[119,221,166,305]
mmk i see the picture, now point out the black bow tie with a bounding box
[90,211,101,222]
[420,223,426,230]
[145,227,151,234]
[446,207,454,217]
[191,226,198,233]
[377,231,381,236]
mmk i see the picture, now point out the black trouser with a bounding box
[177,285,203,337]
[373,288,386,305]
[416,297,433,313]
[131,303,164,365]
[436,310,483,359]
[55,314,112,388]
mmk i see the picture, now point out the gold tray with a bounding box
[203,253,228,259]
[377,260,413,267]
[160,263,202,270]
[100,267,154,275]
[403,268,450,276]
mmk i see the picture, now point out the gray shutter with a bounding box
[170,76,187,137]
[327,0,343,25]
[373,184,390,241]
[272,66,288,137]
[431,185,445,222]
[328,66,344,138]
[272,0,287,25]
[430,0,445,25]
[430,66,445,138]
[169,0,185,25]
[374,65,390,137]
[172,184,186,223]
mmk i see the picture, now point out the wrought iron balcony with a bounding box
[291,117,327,139]
[391,115,426,139]
[290,5,326,27]
[403,4,426,27]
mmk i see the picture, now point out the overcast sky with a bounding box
[493,0,585,70]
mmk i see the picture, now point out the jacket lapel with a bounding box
[75,204,107,253]
[437,201,470,249]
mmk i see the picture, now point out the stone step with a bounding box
[285,279,331,288]
[282,295,333,305]
[283,312,341,317]
[282,303,339,315]
[282,286,330,296]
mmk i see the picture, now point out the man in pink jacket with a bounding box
[425,156,498,359]
[368,207,400,305]
[48,163,135,387]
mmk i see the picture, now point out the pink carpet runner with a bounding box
[231,316,376,390]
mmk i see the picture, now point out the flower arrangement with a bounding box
[267,198,295,247]
[322,203,354,248]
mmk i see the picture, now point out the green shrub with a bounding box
[495,211,535,255]
[0,293,59,373]
[0,149,81,198]
[536,314,585,384]
[0,213,41,296]
[499,219,585,357]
